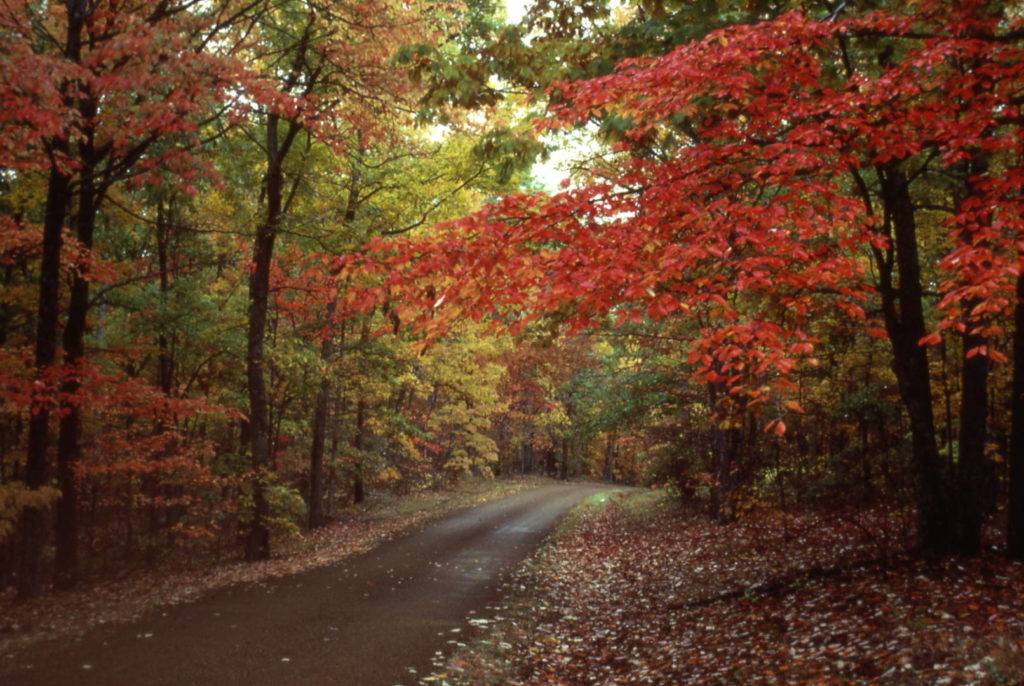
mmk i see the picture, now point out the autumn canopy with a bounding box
[1,0,1023,602]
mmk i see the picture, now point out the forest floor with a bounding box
[0,476,532,658]
[429,490,1024,686]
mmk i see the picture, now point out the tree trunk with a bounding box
[156,200,175,398]
[1008,267,1024,559]
[17,0,88,600]
[245,116,284,562]
[876,164,954,556]
[710,425,740,522]
[18,165,72,598]
[309,156,360,528]
[54,161,99,589]
[953,317,988,555]
[603,433,616,483]
[350,397,367,505]
[308,336,331,529]
[147,200,175,546]
[560,438,569,480]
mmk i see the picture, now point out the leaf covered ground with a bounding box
[430,491,1024,686]
[0,477,529,658]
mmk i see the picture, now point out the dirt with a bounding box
[0,482,610,686]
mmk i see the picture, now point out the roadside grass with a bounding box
[0,476,537,658]
[425,490,1024,686]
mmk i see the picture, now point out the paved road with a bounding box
[0,483,608,686]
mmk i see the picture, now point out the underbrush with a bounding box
[428,491,1024,685]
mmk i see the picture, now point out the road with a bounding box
[0,482,607,686]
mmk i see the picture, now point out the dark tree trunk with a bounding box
[953,317,988,555]
[560,438,569,481]
[54,160,98,589]
[245,116,284,562]
[603,433,616,483]
[707,382,740,522]
[309,159,360,528]
[352,472,364,506]
[876,164,954,556]
[17,0,88,601]
[18,165,72,598]
[156,201,175,398]
[143,200,176,557]
[350,397,367,505]
[243,2,313,554]
[1009,268,1024,559]
[710,425,741,523]
[308,332,331,528]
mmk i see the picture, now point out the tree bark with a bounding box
[54,156,98,589]
[603,432,616,483]
[308,334,331,529]
[18,165,72,598]
[244,115,283,561]
[1008,268,1024,559]
[560,438,569,480]
[953,316,988,555]
[350,397,367,505]
[876,164,954,555]
[309,155,360,528]
[17,0,88,601]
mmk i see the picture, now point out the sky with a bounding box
[498,0,612,192]
[504,0,530,24]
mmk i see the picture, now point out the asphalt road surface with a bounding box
[0,482,608,686]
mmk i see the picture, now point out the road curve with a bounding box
[0,482,609,686]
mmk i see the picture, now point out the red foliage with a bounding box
[348,0,1024,430]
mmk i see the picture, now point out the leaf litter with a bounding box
[429,490,1024,685]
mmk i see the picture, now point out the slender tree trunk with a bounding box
[309,155,360,528]
[18,165,72,598]
[707,382,739,522]
[1008,267,1024,559]
[17,0,89,601]
[308,332,331,529]
[603,433,616,483]
[877,165,954,556]
[141,200,177,559]
[309,313,350,526]
[954,316,988,555]
[156,201,175,398]
[245,116,283,562]
[560,438,569,481]
[350,397,367,505]
[54,161,98,589]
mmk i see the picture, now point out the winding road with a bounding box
[0,482,608,686]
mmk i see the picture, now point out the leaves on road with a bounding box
[434,491,1024,685]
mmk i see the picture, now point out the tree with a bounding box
[0,0,251,596]
[367,0,1024,556]
[230,0,458,556]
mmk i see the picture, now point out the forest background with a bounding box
[1,0,1023,605]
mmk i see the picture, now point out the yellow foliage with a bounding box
[376,466,402,482]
